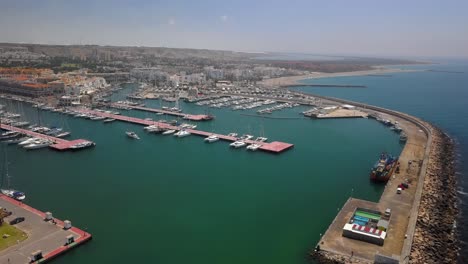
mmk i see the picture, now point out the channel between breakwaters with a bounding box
[291,91,459,263]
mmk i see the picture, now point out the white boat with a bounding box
[228,133,238,137]
[174,130,191,137]
[126,131,140,139]
[162,129,176,135]
[103,118,116,123]
[204,135,219,143]
[246,143,261,151]
[230,140,246,148]
[23,140,52,150]
[55,132,71,138]
[4,137,30,145]
[70,141,95,150]
[18,137,39,146]
[255,137,268,142]
[11,121,30,127]
[1,189,26,201]
[145,125,164,133]
[240,134,254,140]
[90,116,106,121]
[180,123,197,129]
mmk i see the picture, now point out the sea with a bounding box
[0,60,466,263]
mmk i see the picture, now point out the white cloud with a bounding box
[220,15,228,22]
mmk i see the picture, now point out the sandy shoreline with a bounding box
[260,67,421,87]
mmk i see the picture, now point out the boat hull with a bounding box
[370,160,399,182]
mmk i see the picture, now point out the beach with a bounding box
[260,67,420,87]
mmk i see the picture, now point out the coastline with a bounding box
[260,67,421,87]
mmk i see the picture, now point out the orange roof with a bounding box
[12,75,29,81]
[22,83,50,89]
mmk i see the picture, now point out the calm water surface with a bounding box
[0,83,403,263]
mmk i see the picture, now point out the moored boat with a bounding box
[103,118,116,123]
[0,189,26,201]
[204,134,219,143]
[370,152,399,182]
[162,129,176,135]
[174,130,191,138]
[246,143,261,151]
[230,140,246,148]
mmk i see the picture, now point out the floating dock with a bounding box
[0,124,94,151]
[110,103,213,121]
[77,109,294,153]
[0,194,92,263]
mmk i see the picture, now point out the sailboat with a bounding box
[0,145,26,201]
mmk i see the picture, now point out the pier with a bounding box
[0,194,92,263]
[0,124,94,151]
[77,109,294,153]
[110,103,213,121]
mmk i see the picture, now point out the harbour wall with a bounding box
[291,91,458,263]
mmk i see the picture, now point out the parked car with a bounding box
[9,217,25,225]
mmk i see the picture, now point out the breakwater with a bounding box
[298,90,459,263]
[409,127,459,263]
[284,84,367,88]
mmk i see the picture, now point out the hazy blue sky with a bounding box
[1,0,467,57]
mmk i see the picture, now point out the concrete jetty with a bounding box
[76,109,294,154]
[0,195,92,263]
[0,124,94,151]
[110,103,214,121]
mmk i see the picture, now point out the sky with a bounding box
[1,0,467,58]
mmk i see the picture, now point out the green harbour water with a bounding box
[1,84,403,263]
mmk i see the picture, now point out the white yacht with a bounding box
[175,130,191,137]
[18,137,39,146]
[126,131,140,140]
[162,129,176,135]
[230,140,246,148]
[255,137,268,142]
[55,131,71,138]
[246,143,261,151]
[70,141,95,150]
[240,134,254,140]
[90,116,106,121]
[204,134,219,143]
[180,123,197,129]
[228,133,238,137]
[144,125,164,133]
[23,139,53,150]
[103,118,116,123]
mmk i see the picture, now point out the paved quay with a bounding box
[0,195,91,263]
